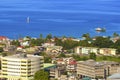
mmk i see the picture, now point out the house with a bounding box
[42,42,55,47]
[24,46,38,53]
[99,48,116,55]
[20,41,30,46]
[17,46,24,51]
[74,46,99,55]
[46,46,63,53]
[0,36,9,42]
[0,36,10,48]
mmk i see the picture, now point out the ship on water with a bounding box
[95,27,106,32]
[27,17,30,23]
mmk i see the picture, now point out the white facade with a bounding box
[75,46,98,54]
[1,54,44,80]
[99,48,116,55]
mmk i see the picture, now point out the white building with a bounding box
[99,48,116,55]
[1,53,44,80]
[74,46,98,55]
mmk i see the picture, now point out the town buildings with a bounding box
[1,53,44,80]
[74,46,116,55]
[77,60,120,79]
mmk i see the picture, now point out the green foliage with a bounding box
[96,56,120,62]
[82,33,91,40]
[34,70,49,80]
[39,52,47,56]
[46,34,52,40]
[30,38,44,46]
[72,54,89,61]
[0,47,3,53]
[114,40,120,54]
[39,34,43,39]
[113,32,119,38]
[92,36,114,48]
[58,53,66,58]
[1,52,7,57]
[89,52,96,60]
[79,40,91,47]
[44,56,52,63]
[11,40,20,47]
[55,39,79,50]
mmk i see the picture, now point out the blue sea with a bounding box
[0,0,120,39]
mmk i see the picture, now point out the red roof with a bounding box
[69,60,77,65]
[0,36,8,40]
[17,46,24,48]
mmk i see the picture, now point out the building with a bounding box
[99,48,116,55]
[77,60,120,79]
[0,36,10,49]
[107,73,120,80]
[1,53,44,80]
[46,46,63,53]
[74,46,99,55]
[74,46,117,55]
[42,42,55,47]
[49,64,66,80]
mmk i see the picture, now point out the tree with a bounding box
[82,33,91,40]
[58,53,66,58]
[92,36,114,48]
[1,52,7,57]
[34,70,49,80]
[89,52,96,60]
[46,34,52,40]
[11,40,20,47]
[39,34,43,39]
[113,32,119,38]
[0,47,3,53]
[44,56,52,63]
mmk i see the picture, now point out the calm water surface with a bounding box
[0,0,120,39]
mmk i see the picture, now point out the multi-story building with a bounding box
[77,60,120,79]
[74,46,117,55]
[49,64,66,80]
[1,53,44,80]
[74,46,99,55]
[99,48,116,55]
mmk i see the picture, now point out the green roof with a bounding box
[43,63,56,68]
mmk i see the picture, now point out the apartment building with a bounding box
[74,46,117,55]
[1,53,44,80]
[77,60,120,79]
[74,46,99,55]
[99,48,116,55]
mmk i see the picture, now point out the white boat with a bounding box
[27,17,30,23]
[95,27,106,32]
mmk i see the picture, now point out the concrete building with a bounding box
[46,46,63,53]
[74,46,117,55]
[1,53,44,80]
[99,48,116,55]
[49,64,66,80]
[77,60,120,79]
[107,73,120,80]
[74,46,99,55]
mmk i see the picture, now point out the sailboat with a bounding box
[27,17,30,23]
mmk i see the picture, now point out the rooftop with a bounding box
[77,60,118,67]
[2,53,43,60]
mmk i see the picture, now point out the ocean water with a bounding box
[0,0,120,39]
